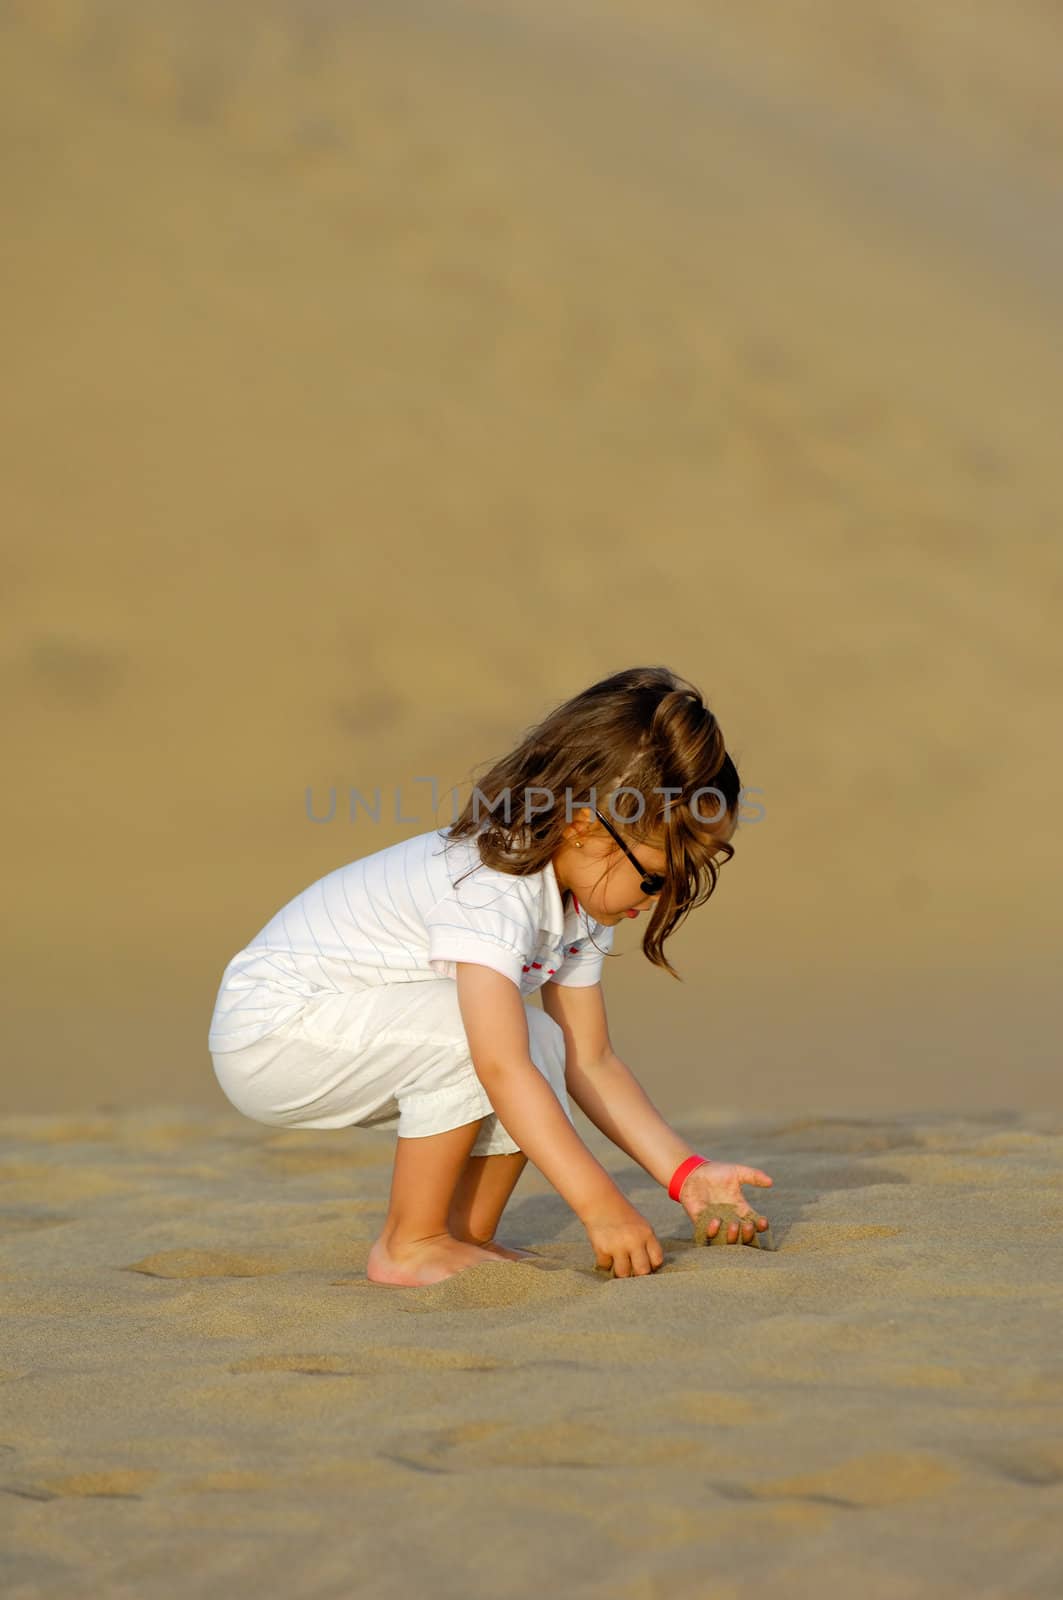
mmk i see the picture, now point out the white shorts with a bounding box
[209,979,574,1158]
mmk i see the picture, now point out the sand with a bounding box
[2,1104,1062,1596]
[693,1202,776,1251]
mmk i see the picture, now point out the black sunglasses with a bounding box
[592,808,667,896]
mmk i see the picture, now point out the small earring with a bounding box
[574,841,582,849]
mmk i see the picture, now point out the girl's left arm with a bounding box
[541,982,773,1243]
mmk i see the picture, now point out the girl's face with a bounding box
[554,810,736,927]
[554,823,670,927]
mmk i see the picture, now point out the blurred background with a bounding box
[3,0,1060,1117]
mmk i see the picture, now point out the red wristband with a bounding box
[668,1154,708,1202]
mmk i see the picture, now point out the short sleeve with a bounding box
[423,872,540,988]
[546,922,616,987]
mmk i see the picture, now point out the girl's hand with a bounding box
[677,1160,774,1245]
[584,1202,665,1278]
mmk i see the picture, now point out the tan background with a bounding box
[3,0,1060,1115]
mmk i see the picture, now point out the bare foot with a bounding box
[366,1230,519,1286]
[475,1240,540,1262]
[448,1227,541,1261]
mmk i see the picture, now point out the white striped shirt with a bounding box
[208,827,615,1052]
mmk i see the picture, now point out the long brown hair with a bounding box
[443,666,741,980]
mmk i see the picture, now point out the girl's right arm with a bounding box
[455,963,664,1277]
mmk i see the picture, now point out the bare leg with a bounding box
[447,1151,538,1260]
[367,1118,520,1286]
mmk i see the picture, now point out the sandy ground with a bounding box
[2,1104,1062,1596]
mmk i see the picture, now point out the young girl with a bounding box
[208,665,773,1286]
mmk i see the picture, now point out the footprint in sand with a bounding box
[124,1249,283,1278]
[713,1449,958,1509]
[382,1420,701,1474]
[3,1469,158,1501]
[230,1353,375,1377]
[229,1348,508,1377]
[974,1440,1063,1486]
